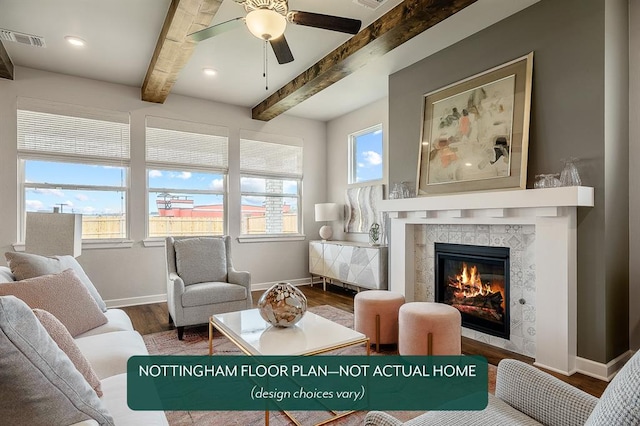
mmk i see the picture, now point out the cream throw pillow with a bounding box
[4,251,108,312]
[0,268,108,336]
[32,308,103,397]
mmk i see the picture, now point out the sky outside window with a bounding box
[352,126,383,183]
[24,160,126,215]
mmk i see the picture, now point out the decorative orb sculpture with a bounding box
[258,282,307,327]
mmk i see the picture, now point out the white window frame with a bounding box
[239,174,303,240]
[238,131,304,243]
[348,123,384,185]
[147,167,227,239]
[144,116,229,242]
[16,98,131,247]
[18,156,130,243]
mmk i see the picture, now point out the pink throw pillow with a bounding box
[32,308,103,397]
[0,268,107,336]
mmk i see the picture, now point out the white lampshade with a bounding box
[25,212,82,257]
[315,203,340,222]
[315,203,340,240]
[245,9,287,41]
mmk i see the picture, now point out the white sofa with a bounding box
[0,265,168,426]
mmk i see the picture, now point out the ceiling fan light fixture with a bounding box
[202,68,217,76]
[245,8,286,40]
[64,35,86,47]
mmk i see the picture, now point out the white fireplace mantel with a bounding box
[379,186,594,218]
[379,186,594,376]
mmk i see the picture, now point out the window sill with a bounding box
[143,236,230,247]
[237,235,306,243]
[12,239,134,252]
[143,238,165,248]
[347,179,385,188]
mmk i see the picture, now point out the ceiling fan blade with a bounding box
[288,11,361,35]
[269,35,294,64]
[188,17,244,42]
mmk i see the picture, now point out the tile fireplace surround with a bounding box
[379,186,594,376]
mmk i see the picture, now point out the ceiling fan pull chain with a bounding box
[263,40,269,91]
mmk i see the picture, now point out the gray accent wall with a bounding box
[603,0,630,363]
[629,0,640,351]
[389,0,629,363]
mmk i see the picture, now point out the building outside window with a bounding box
[17,99,130,240]
[146,117,228,238]
[348,124,383,184]
[239,131,303,237]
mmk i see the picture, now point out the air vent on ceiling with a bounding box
[353,0,388,9]
[0,29,46,48]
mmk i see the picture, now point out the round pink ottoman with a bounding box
[354,290,405,352]
[398,302,461,355]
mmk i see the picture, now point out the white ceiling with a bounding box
[0,0,539,122]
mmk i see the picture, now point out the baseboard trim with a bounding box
[575,350,635,382]
[251,278,312,291]
[106,294,167,309]
[532,362,577,377]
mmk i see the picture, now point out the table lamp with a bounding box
[25,212,82,257]
[314,203,340,240]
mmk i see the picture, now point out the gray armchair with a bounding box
[165,236,252,340]
[365,349,640,426]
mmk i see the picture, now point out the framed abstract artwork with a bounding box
[417,52,533,195]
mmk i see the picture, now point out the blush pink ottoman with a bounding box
[354,290,405,352]
[398,302,461,355]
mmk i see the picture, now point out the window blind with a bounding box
[240,138,303,179]
[17,104,130,161]
[146,116,228,171]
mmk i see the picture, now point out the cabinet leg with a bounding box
[322,277,326,291]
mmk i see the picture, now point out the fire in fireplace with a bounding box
[434,243,510,339]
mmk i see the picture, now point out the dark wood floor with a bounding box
[121,283,608,398]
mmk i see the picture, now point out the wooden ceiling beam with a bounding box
[0,40,14,80]
[252,0,478,121]
[141,0,222,103]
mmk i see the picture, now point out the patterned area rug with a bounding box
[143,305,496,426]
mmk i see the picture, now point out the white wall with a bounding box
[326,97,388,243]
[0,66,327,306]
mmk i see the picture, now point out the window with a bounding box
[17,99,130,240]
[239,131,303,237]
[348,124,383,184]
[146,117,228,238]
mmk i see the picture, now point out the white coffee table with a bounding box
[208,308,369,356]
[208,308,370,426]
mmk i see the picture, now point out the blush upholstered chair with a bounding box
[165,236,252,340]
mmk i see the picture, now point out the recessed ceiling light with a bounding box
[64,36,86,47]
[202,68,217,77]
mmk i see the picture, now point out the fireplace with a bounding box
[379,187,594,375]
[434,243,510,339]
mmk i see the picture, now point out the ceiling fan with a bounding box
[189,0,362,65]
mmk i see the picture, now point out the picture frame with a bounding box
[417,52,533,196]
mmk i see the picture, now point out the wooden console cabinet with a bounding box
[309,240,388,291]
